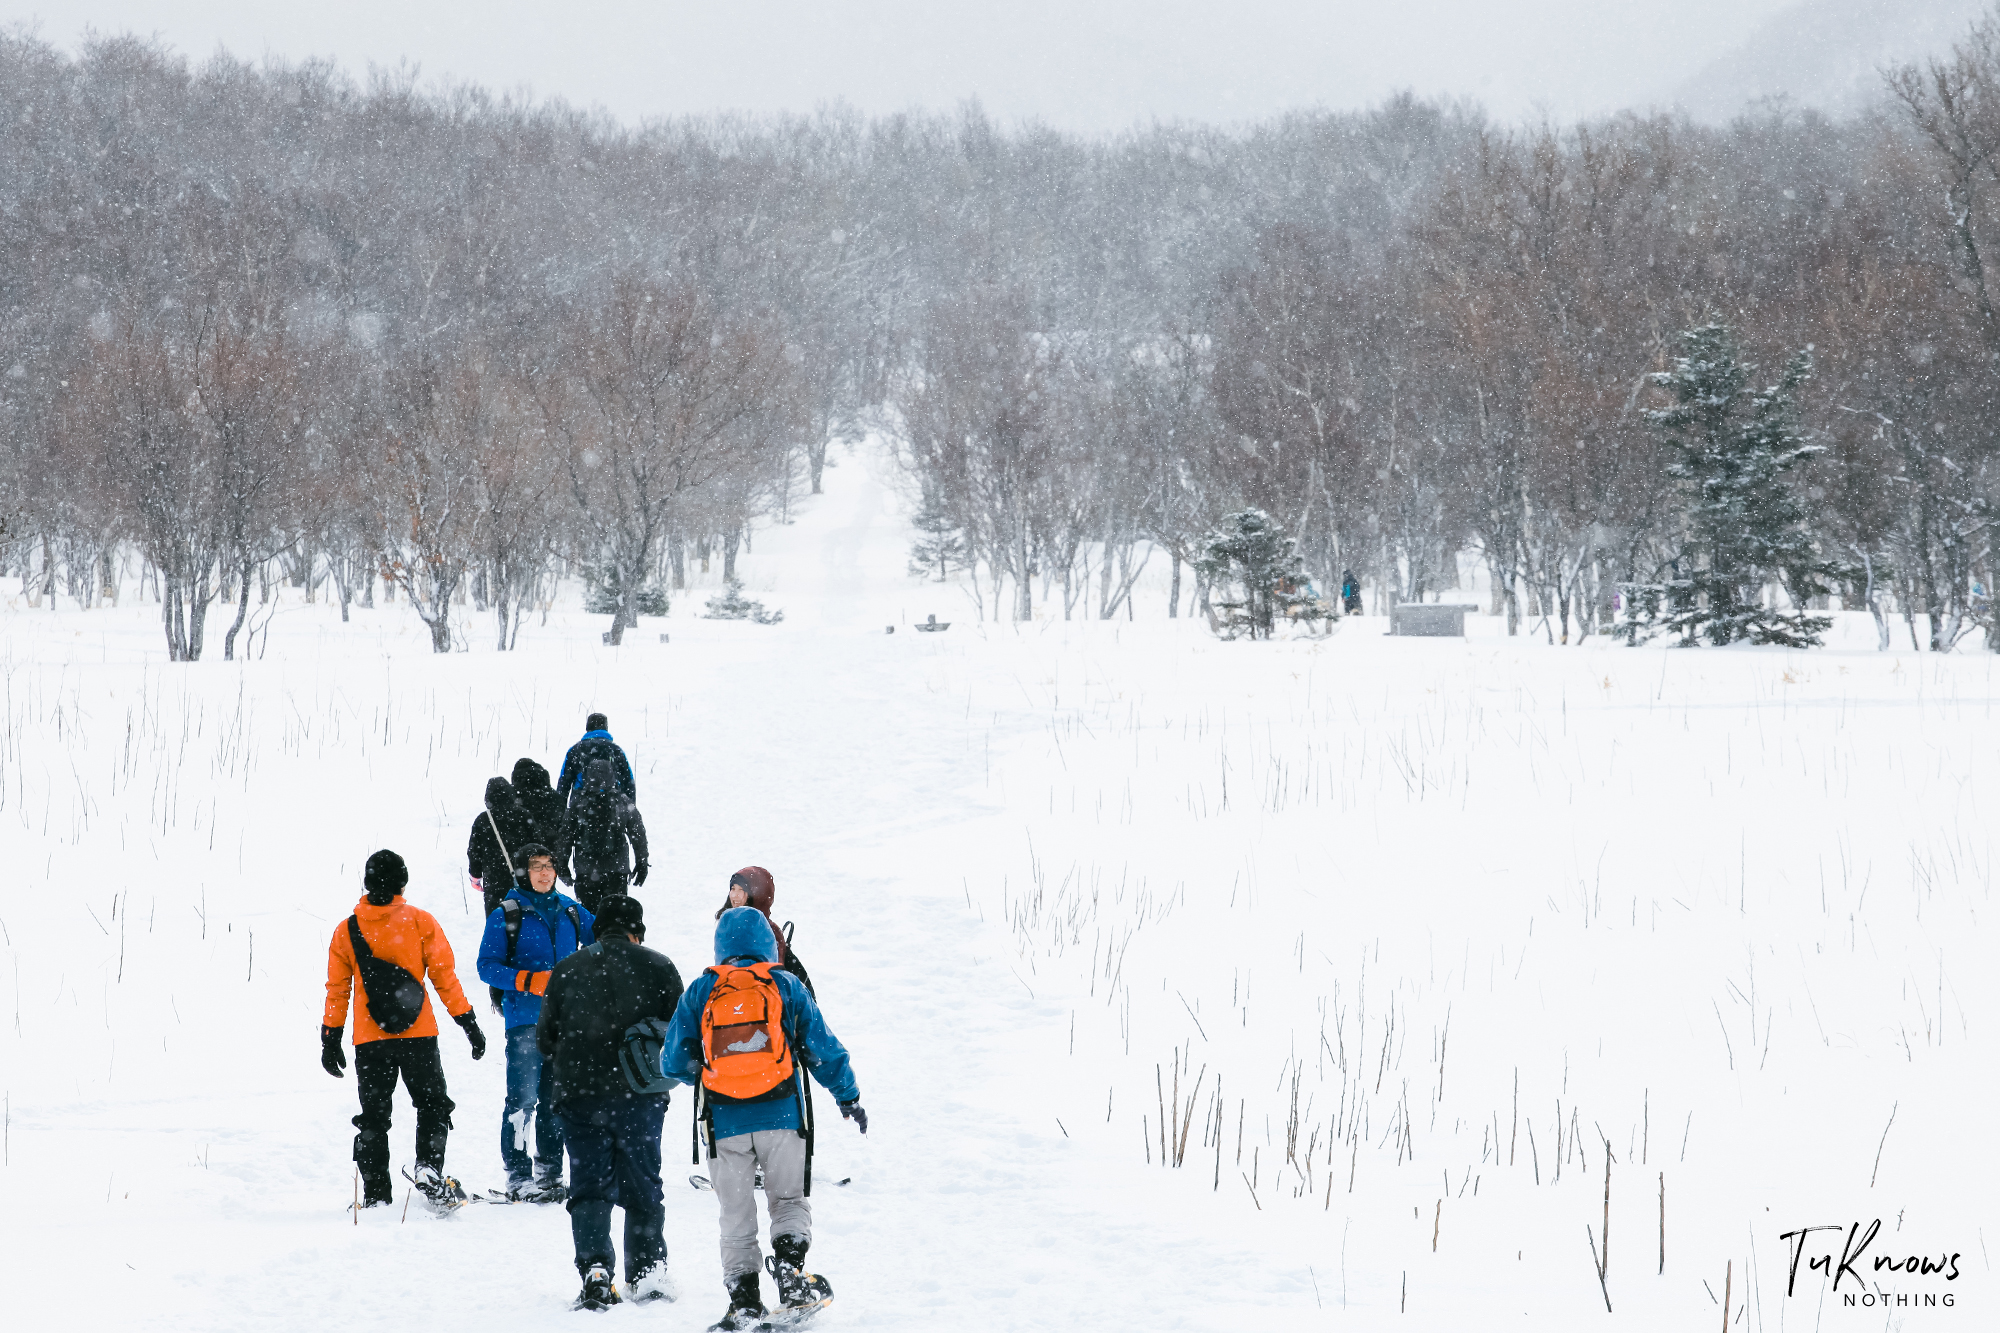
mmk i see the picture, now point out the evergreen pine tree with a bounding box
[1634,323,1835,647]
[583,558,669,618]
[702,578,784,624]
[908,487,967,582]
[1194,508,1324,640]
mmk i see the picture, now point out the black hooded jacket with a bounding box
[510,757,565,849]
[536,936,684,1105]
[466,777,537,890]
[558,760,649,880]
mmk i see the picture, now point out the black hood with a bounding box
[484,777,518,813]
[511,757,552,794]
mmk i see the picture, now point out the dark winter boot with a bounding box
[767,1234,834,1311]
[574,1263,621,1312]
[708,1273,765,1331]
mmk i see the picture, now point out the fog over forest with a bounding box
[5,8,2000,658]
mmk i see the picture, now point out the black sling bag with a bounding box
[346,916,428,1034]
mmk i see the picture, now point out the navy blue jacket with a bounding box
[476,886,595,1030]
[663,908,857,1138]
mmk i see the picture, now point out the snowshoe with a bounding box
[689,1169,764,1192]
[629,1262,680,1305]
[574,1264,621,1312]
[767,1244,834,1321]
[402,1164,468,1215]
[518,1178,566,1205]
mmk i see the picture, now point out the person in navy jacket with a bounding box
[476,843,595,1199]
[662,908,864,1328]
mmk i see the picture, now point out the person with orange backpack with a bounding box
[662,907,864,1331]
[321,849,486,1214]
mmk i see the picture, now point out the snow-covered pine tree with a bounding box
[1194,508,1325,640]
[583,558,669,618]
[702,578,784,624]
[1634,323,1836,647]
[908,486,967,582]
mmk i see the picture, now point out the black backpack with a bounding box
[618,1016,675,1096]
[346,917,428,1034]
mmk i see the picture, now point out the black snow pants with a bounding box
[352,1035,455,1199]
[574,870,630,918]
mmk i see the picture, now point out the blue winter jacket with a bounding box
[476,886,596,1030]
[663,908,858,1139]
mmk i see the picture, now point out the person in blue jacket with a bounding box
[663,907,866,1330]
[558,712,637,808]
[476,843,595,1200]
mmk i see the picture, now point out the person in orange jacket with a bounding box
[322,848,486,1211]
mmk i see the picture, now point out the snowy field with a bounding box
[0,444,1992,1331]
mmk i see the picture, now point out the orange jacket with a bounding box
[323,896,473,1044]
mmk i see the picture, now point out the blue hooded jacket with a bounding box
[476,886,595,1030]
[662,908,857,1139]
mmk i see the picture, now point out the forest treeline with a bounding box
[5,16,2000,656]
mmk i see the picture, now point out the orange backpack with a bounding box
[699,962,794,1099]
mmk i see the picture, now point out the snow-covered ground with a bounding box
[1,443,1991,1330]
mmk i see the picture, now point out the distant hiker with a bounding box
[511,757,567,859]
[715,865,813,996]
[538,895,685,1310]
[559,712,637,808]
[557,759,651,916]
[1341,570,1363,615]
[664,907,864,1329]
[468,776,537,917]
[321,848,485,1215]
[475,843,594,1202]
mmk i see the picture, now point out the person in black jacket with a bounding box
[538,895,685,1310]
[511,757,566,855]
[467,777,537,916]
[558,712,637,809]
[557,759,650,916]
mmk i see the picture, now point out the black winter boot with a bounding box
[767,1234,834,1311]
[710,1272,765,1330]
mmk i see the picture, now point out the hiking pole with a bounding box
[353,1168,358,1226]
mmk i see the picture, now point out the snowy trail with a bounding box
[0,448,1295,1331]
[3,443,1993,1331]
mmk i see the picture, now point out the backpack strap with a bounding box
[501,899,522,966]
[567,903,582,944]
[347,915,370,960]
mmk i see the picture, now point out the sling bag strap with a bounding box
[484,808,518,884]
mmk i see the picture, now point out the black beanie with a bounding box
[596,895,644,940]
[585,712,609,732]
[364,849,408,902]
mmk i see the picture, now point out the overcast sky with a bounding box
[5,1,1809,131]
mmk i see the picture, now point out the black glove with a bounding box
[455,1010,487,1060]
[321,1025,347,1078]
[839,1100,868,1135]
[632,861,649,887]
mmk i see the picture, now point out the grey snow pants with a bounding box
[713,1129,811,1281]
